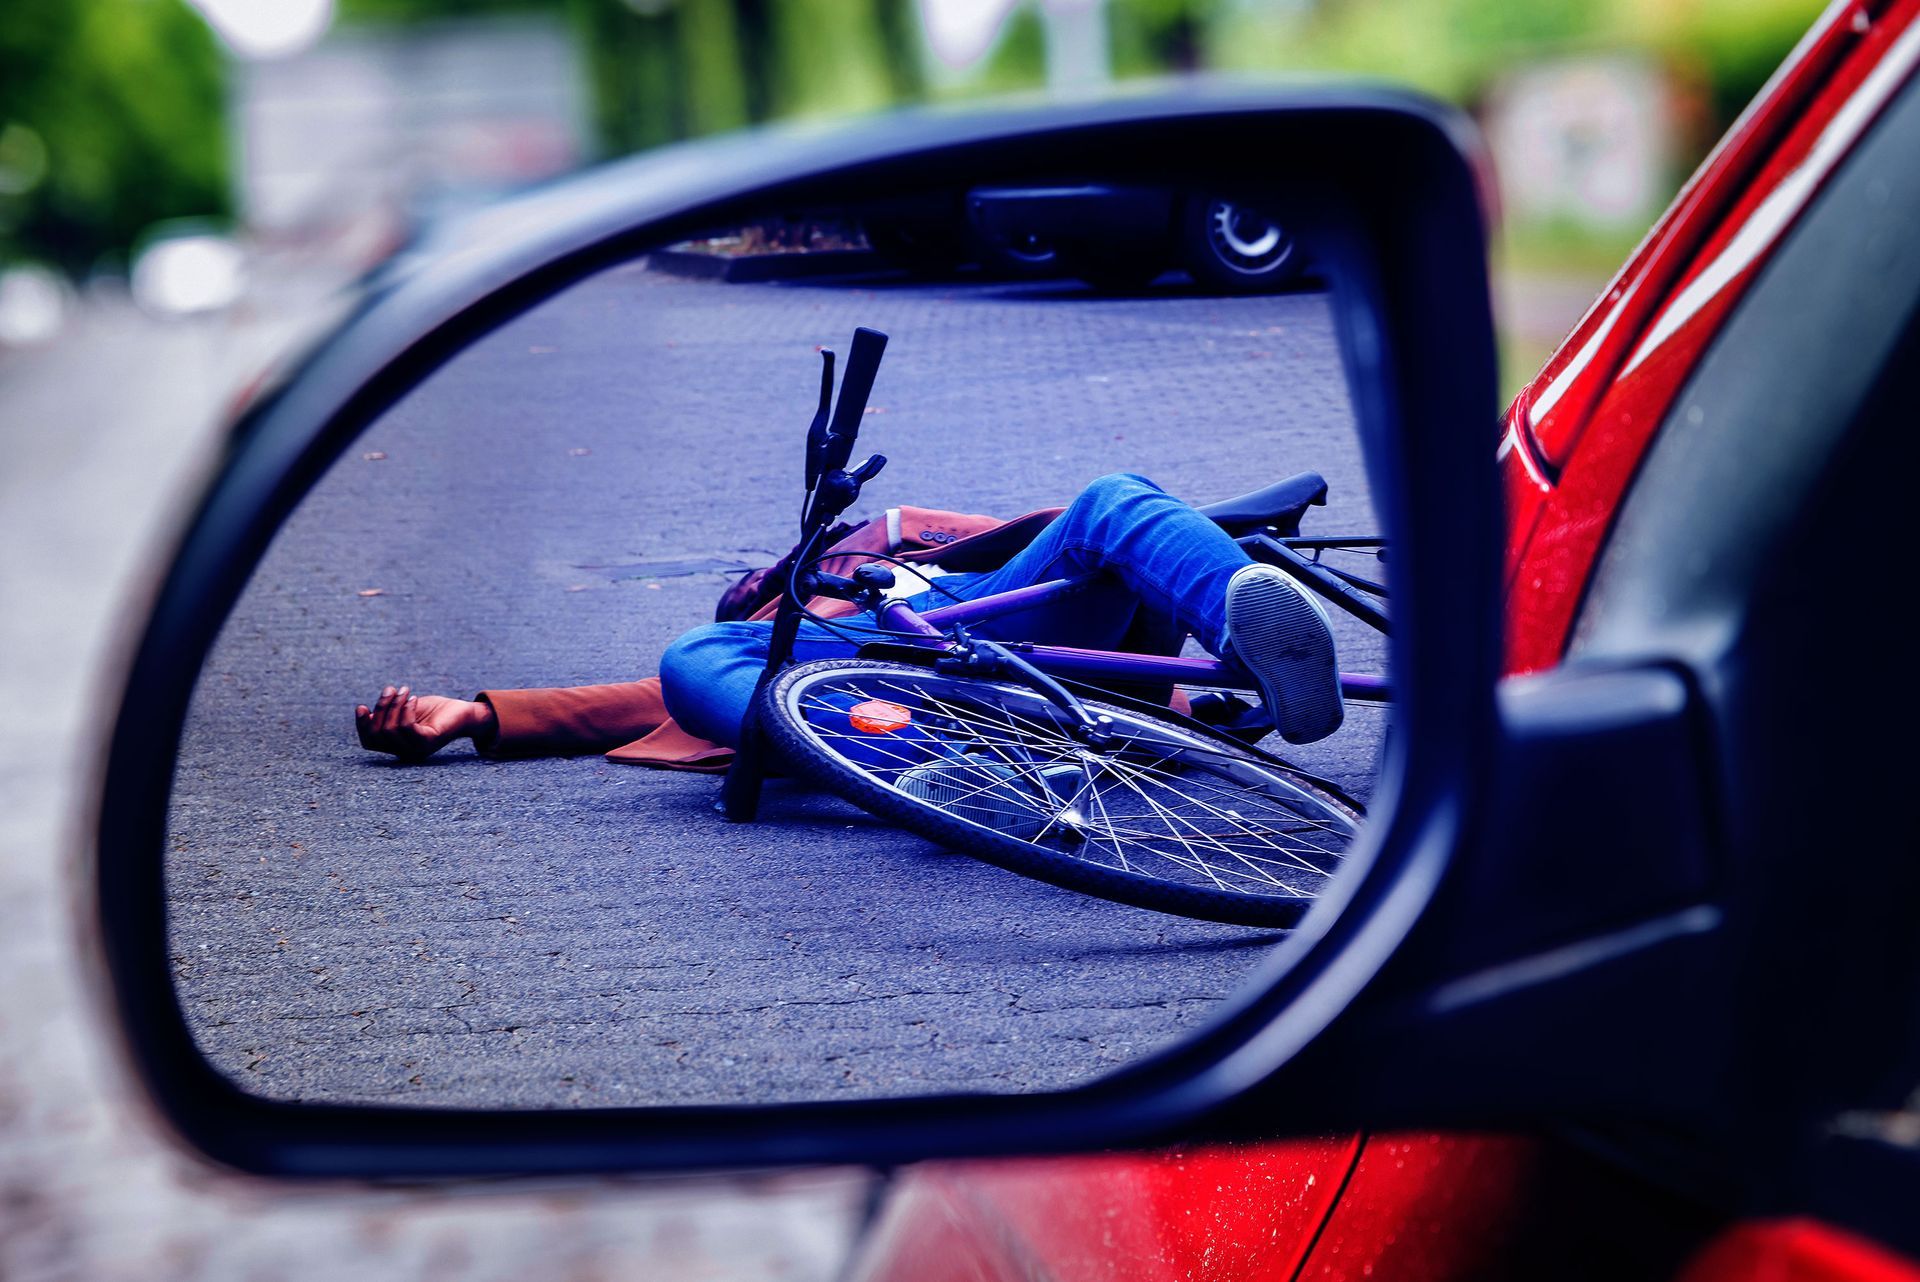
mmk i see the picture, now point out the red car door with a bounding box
[852,1,1920,1277]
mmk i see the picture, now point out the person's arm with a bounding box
[472,679,673,757]
[355,678,677,762]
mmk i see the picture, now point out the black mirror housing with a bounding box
[92,83,1503,1178]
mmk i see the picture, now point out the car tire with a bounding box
[1180,196,1304,294]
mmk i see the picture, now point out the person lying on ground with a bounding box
[354,472,1344,769]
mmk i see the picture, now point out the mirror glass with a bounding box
[167,182,1392,1107]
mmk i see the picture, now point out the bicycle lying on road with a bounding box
[721,328,1389,928]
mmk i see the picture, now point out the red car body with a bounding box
[852,0,1920,1277]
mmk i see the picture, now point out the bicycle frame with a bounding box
[863,534,1391,704]
[721,325,1389,825]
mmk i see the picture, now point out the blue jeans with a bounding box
[660,473,1253,748]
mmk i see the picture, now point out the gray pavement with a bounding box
[166,264,1390,1109]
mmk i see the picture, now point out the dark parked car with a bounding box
[861,183,1308,293]
[966,184,1306,293]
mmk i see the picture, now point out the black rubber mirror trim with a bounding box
[89,84,1500,1178]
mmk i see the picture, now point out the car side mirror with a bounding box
[92,85,1548,1178]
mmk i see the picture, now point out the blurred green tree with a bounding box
[1207,0,1825,128]
[568,0,925,155]
[343,0,926,156]
[1634,0,1829,125]
[340,0,534,17]
[0,0,230,276]
[1112,0,1223,75]
[933,4,1046,98]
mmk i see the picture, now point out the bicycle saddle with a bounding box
[1195,471,1328,536]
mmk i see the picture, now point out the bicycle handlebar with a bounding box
[821,326,888,475]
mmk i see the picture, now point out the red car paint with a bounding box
[852,1137,1362,1282]
[1679,1222,1920,1282]
[1291,1135,1538,1280]
[858,2,1920,1275]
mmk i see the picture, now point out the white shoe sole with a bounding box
[1223,563,1343,745]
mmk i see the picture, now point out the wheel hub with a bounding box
[1208,201,1285,268]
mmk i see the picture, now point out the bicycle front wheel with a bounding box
[757,659,1363,928]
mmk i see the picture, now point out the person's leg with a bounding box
[919,472,1344,743]
[658,622,770,748]
[946,472,1251,654]
[657,620,849,746]
[668,474,1341,749]
[661,617,970,770]
[658,616,913,748]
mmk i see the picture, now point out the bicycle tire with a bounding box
[757,658,1364,928]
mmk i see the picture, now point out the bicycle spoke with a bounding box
[1081,759,1131,873]
[1095,755,1336,876]
[1094,750,1351,852]
[1087,758,1271,884]
[1098,751,1354,849]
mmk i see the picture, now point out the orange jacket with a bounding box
[473,503,1065,771]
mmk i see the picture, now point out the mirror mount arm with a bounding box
[1263,660,1733,1132]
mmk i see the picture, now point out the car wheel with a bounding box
[1181,197,1303,293]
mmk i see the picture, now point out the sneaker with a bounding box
[1221,562,1343,744]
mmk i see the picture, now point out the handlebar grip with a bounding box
[823,326,888,472]
[803,569,860,600]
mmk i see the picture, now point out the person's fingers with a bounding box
[400,696,418,736]
[377,685,406,735]
[371,686,395,734]
[360,699,405,755]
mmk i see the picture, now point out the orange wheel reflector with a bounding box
[849,699,912,734]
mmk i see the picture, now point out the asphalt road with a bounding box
[167,263,1389,1108]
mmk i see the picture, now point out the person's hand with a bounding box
[354,686,494,761]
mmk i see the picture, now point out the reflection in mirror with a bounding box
[167,184,1391,1107]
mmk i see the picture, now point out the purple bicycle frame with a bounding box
[872,573,1390,702]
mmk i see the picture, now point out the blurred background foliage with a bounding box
[1,0,230,276]
[1207,0,1825,145]
[1,0,1829,281]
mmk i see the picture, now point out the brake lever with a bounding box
[804,348,835,495]
[813,453,887,517]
